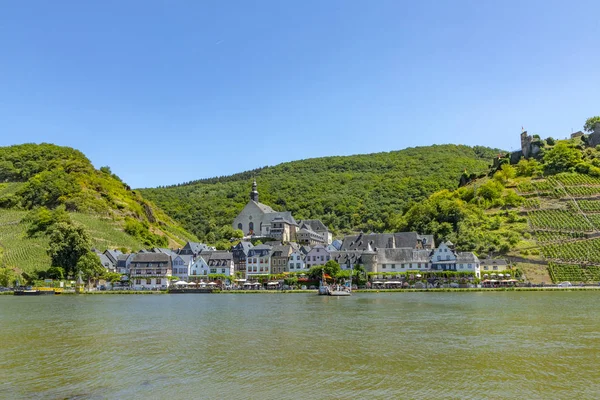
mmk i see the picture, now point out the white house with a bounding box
[190,252,235,280]
[171,254,193,281]
[304,245,331,268]
[288,250,307,272]
[129,253,172,290]
[246,244,272,276]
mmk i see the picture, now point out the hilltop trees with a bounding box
[543,142,582,174]
[584,116,600,133]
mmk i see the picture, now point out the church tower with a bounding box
[250,179,259,202]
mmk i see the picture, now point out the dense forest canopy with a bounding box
[141,144,503,244]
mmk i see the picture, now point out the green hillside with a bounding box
[395,116,600,283]
[0,143,197,273]
[140,144,503,245]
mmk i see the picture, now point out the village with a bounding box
[93,180,513,291]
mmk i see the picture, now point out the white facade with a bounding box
[304,245,331,268]
[131,277,170,290]
[288,251,307,272]
[172,255,192,281]
[246,254,271,275]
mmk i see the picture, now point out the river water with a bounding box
[1,292,600,399]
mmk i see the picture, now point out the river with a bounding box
[1,292,599,399]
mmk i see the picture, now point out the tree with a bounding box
[76,251,105,288]
[46,266,65,280]
[584,116,600,133]
[324,260,341,277]
[47,222,92,277]
[477,180,504,201]
[493,164,516,185]
[0,267,16,287]
[24,206,71,237]
[543,142,582,174]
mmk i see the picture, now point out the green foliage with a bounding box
[543,142,582,174]
[46,266,65,280]
[18,169,81,209]
[0,143,197,249]
[47,222,92,277]
[307,260,341,280]
[23,206,70,237]
[141,145,501,241]
[584,116,600,133]
[77,251,105,283]
[124,217,168,247]
[0,266,17,287]
[546,137,556,146]
[493,164,516,185]
[516,158,543,177]
[477,180,504,201]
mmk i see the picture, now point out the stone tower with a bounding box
[250,179,259,202]
[361,243,378,273]
[520,131,532,159]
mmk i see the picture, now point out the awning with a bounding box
[267,282,279,286]
[174,281,188,285]
[384,281,402,284]
[372,281,383,284]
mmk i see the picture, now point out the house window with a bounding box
[221,269,225,274]
[320,256,324,261]
[468,264,472,268]
[493,266,498,271]
[249,222,254,231]
[146,279,151,285]
[136,270,141,275]
[437,256,441,261]
[484,266,489,270]
[290,265,294,270]
[156,279,161,285]
[136,279,141,284]
[382,264,386,269]
[296,263,300,268]
[238,223,242,230]
[210,269,217,274]
[392,264,396,269]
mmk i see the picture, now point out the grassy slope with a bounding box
[0,144,198,272]
[141,144,502,240]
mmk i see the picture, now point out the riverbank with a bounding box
[4,287,600,296]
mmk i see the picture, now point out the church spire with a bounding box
[250,179,259,202]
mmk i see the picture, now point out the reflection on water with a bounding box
[1,292,600,399]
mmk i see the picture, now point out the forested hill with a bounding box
[0,143,197,271]
[140,144,503,244]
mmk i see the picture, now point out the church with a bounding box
[232,180,298,242]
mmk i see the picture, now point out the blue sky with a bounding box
[1,0,599,188]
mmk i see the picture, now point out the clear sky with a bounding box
[1,0,599,188]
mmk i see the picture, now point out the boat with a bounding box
[14,288,56,296]
[318,271,352,296]
[327,283,351,296]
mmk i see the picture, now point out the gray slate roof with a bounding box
[181,242,211,254]
[131,253,171,263]
[298,219,328,232]
[456,252,479,263]
[480,258,507,266]
[377,248,431,264]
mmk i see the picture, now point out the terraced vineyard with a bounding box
[541,238,600,264]
[525,172,600,282]
[0,209,147,272]
[548,263,600,283]
[529,210,593,231]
